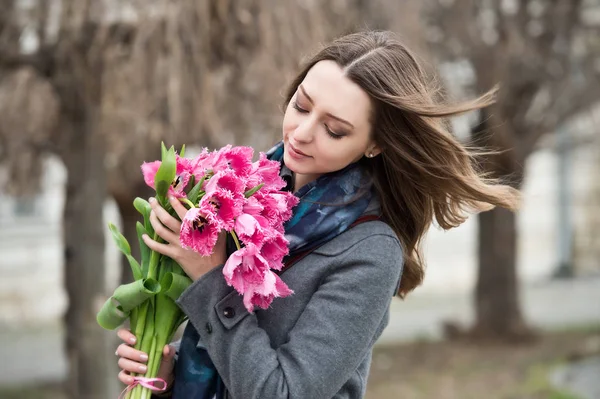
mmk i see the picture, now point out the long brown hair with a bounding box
[283,31,520,298]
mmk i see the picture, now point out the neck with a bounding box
[293,173,321,193]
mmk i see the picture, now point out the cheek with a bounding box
[282,121,292,140]
[320,137,369,166]
[313,140,356,169]
[281,106,295,139]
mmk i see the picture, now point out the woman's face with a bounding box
[282,60,379,187]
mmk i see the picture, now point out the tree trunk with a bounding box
[472,207,533,340]
[62,117,111,398]
[469,109,535,341]
[52,23,123,397]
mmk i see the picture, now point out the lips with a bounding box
[289,143,310,157]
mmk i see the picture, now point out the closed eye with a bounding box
[293,98,345,139]
[325,124,344,140]
[292,101,308,113]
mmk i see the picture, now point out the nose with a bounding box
[292,116,315,143]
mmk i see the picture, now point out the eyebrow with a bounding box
[299,85,355,129]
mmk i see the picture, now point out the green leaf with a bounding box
[108,223,131,255]
[187,178,205,204]
[161,141,168,160]
[96,297,129,330]
[155,180,170,202]
[136,222,151,276]
[112,278,161,312]
[245,183,264,198]
[157,255,175,283]
[96,279,161,330]
[125,254,143,281]
[138,300,156,357]
[179,144,186,158]
[183,174,196,194]
[108,223,143,280]
[163,200,174,215]
[133,197,151,218]
[160,273,193,302]
[155,147,176,201]
[133,197,154,235]
[154,293,185,344]
[129,307,138,333]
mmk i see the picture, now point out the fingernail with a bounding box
[169,196,175,201]
[149,197,155,203]
[129,337,136,344]
[139,365,147,372]
[140,354,148,361]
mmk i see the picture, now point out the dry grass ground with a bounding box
[366,326,600,399]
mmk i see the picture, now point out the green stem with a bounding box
[131,299,155,398]
[179,197,195,209]
[230,230,241,250]
[152,337,169,398]
[244,183,264,198]
[133,302,148,351]
[139,335,159,399]
[147,232,163,281]
[137,300,178,398]
[124,301,147,398]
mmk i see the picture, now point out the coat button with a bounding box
[205,322,212,334]
[223,307,235,319]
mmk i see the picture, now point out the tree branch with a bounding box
[424,0,485,60]
[522,76,600,154]
[36,0,50,46]
[0,46,55,76]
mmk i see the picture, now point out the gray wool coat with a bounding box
[174,219,403,399]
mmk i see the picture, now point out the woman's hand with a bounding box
[116,328,176,388]
[143,196,227,281]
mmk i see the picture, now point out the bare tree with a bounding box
[421,0,600,339]
[0,0,369,396]
[0,0,113,397]
[101,0,367,282]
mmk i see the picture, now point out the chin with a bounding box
[283,151,299,172]
[283,151,311,175]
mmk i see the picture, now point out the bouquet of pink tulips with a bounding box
[97,143,298,398]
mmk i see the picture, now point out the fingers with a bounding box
[149,198,182,232]
[169,196,189,220]
[118,356,148,374]
[115,329,150,376]
[157,344,176,384]
[115,330,175,388]
[119,370,134,385]
[142,234,176,259]
[149,210,180,245]
[117,328,137,345]
[163,344,174,358]
[116,329,149,384]
[116,343,149,362]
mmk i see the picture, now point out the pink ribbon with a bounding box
[118,376,168,399]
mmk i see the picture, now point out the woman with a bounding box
[115,30,519,398]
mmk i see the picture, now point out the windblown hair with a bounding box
[283,31,520,297]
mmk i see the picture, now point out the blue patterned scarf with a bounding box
[267,141,375,255]
[171,141,377,399]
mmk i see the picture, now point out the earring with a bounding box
[367,152,374,158]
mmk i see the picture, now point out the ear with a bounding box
[364,145,382,158]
